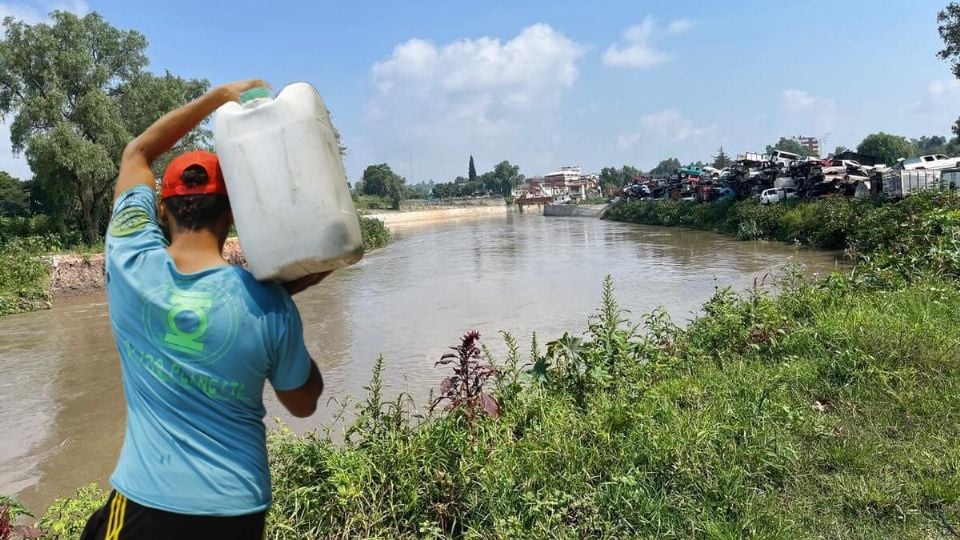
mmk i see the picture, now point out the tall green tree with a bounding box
[468,155,477,183]
[0,171,28,217]
[598,166,640,187]
[649,158,681,177]
[765,138,817,158]
[910,135,948,155]
[712,147,731,169]
[491,160,523,195]
[0,11,208,243]
[938,3,960,78]
[857,133,915,166]
[361,163,405,201]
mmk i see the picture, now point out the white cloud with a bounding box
[617,108,713,149]
[362,24,584,180]
[903,78,960,114]
[0,1,88,27]
[603,16,692,69]
[666,18,694,36]
[928,78,960,97]
[781,89,837,135]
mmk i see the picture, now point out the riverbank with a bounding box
[10,192,960,538]
[366,200,510,229]
[604,196,896,251]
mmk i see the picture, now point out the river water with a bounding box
[0,211,845,513]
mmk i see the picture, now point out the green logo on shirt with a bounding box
[109,206,151,237]
[164,289,214,354]
[142,281,240,367]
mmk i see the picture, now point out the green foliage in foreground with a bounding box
[261,271,960,538]
[359,215,391,252]
[606,191,960,252]
[0,237,52,316]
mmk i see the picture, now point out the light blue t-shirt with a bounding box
[104,185,311,516]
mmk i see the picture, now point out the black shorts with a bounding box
[79,490,266,540]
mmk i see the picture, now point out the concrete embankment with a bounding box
[366,202,510,229]
[542,204,608,218]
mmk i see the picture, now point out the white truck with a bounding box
[882,169,941,198]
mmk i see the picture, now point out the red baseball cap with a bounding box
[160,151,228,200]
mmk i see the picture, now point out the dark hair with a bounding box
[164,165,230,231]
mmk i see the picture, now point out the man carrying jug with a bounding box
[80,79,326,540]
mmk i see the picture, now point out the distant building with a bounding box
[786,136,820,157]
[541,166,600,200]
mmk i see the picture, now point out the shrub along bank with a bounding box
[605,193,960,253]
[5,193,960,538]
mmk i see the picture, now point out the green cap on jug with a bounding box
[239,87,271,104]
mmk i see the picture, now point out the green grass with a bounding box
[0,236,52,316]
[249,273,960,539]
[359,215,391,251]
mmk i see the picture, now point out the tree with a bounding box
[833,145,849,155]
[649,158,681,177]
[468,155,477,183]
[712,147,731,169]
[479,171,498,193]
[911,135,948,155]
[0,171,28,217]
[360,163,404,198]
[857,132,915,166]
[0,12,208,243]
[938,3,960,78]
[765,138,817,158]
[599,166,640,187]
[491,160,523,195]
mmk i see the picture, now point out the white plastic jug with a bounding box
[213,82,364,282]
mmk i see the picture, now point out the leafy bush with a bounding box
[608,192,960,252]
[352,195,394,210]
[35,484,106,539]
[359,216,391,251]
[0,236,53,316]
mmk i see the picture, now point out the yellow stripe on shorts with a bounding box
[106,493,127,540]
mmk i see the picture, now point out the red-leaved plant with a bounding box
[436,330,500,425]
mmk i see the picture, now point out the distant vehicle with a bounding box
[737,152,768,163]
[769,150,803,168]
[882,169,940,198]
[713,187,736,202]
[760,187,798,204]
[701,166,721,178]
[893,154,958,171]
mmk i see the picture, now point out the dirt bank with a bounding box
[50,238,247,298]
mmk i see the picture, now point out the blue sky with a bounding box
[1,0,958,182]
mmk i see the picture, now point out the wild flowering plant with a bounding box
[436,330,500,426]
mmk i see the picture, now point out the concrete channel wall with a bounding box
[542,204,608,218]
[366,203,510,229]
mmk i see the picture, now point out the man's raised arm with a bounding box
[115,79,269,201]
